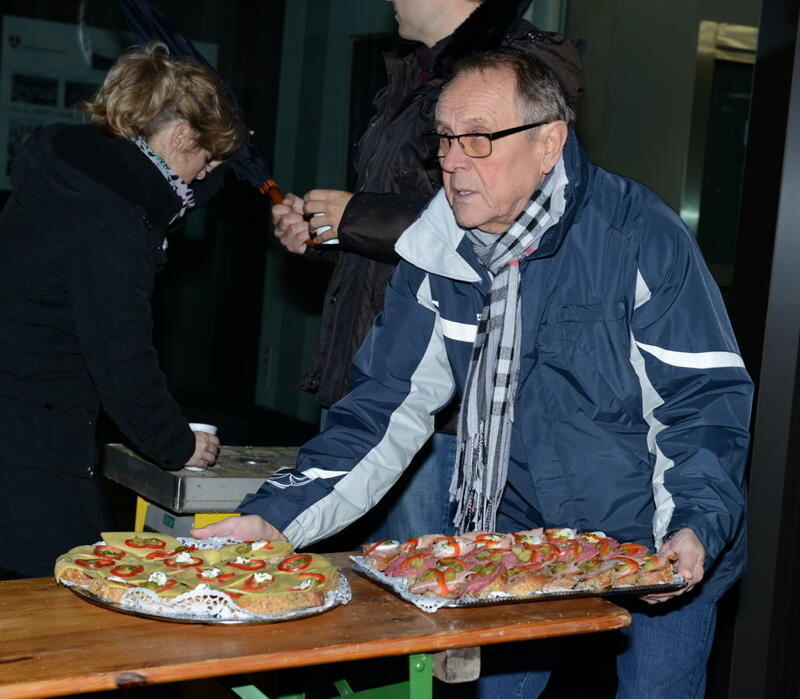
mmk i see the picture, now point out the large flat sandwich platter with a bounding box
[352,528,685,613]
[55,532,350,623]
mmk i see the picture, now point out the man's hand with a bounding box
[302,189,354,244]
[185,431,220,469]
[272,192,312,254]
[190,514,288,542]
[642,527,706,604]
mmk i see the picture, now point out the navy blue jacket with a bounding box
[241,134,753,602]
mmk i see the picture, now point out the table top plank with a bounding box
[0,553,631,699]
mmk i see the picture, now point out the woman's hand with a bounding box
[272,192,312,254]
[184,431,220,469]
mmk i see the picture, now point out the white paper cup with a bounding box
[189,422,218,435]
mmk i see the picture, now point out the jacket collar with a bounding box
[395,130,589,281]
[395,188,480,282]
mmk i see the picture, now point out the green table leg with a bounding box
[407,653,433,699]
[331,653,432,698]
[230,685,305,699]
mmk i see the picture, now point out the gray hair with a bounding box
[447,48,575,127]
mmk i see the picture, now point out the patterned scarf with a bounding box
[133,136,196,224]
[450,158,568,533]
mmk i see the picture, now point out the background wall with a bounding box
[568,0,760,211]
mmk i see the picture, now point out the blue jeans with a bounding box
[476,596,717,698]
[359,431,458,543]
[319,410,457,544]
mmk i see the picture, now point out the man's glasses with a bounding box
[430,120,553,159]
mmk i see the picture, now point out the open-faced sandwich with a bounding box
[359,528,679,601]
[55,532,340,616]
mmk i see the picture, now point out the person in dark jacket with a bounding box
[271,0,584,543]
[0,42,245,578]
[196,49,752,697]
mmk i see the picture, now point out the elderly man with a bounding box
[196,49,752,696]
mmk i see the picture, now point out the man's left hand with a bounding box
[641,527,706,604]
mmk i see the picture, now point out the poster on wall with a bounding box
[0,15,217,190]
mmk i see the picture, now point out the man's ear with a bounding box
[541,121,569,174]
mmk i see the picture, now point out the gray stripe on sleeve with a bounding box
[284,276,455,547]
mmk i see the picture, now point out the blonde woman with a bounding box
[0,43,245,577]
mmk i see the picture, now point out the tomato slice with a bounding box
[76,557,115,569]
[277,554,312,572]
[93,545,126,560]
[125,537,167,550]
[227,559,267,571]
[110,564,145,578]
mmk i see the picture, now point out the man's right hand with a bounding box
[272,192,312,254]
[190,514,288,542]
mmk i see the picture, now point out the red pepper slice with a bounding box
[401,537,420,552]
[227,559,267,571]
[241,574,273,592]
[400,552,428,570]
[145,550,176,560]
[299,572,326,582]
[364,539,396,555]
[153,578,178,593]
[431,569,450,597]
[164,555,204,568]
[110,564,145,578]
[557,539,583,561]
[594,540,615,558]
[125,537,168,550]
[435,537,461,556]
[93,545,126,560]
[617,543,648,558]
[277,554,312,572]
[613,556,641,573]
[76,557,115,569]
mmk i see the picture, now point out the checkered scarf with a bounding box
[450,164,565,533]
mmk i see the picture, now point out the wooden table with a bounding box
[0,553,631,698]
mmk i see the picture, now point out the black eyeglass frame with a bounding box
[431,119,554,159]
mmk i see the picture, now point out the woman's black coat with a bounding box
[0,124,196,477]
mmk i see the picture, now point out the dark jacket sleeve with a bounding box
[335,191,434,264]
[67,220,195,470]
